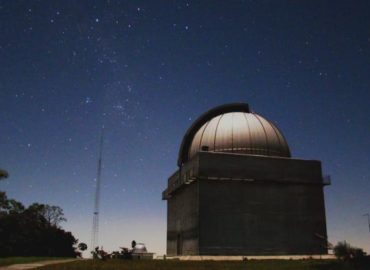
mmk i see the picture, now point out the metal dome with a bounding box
[178,103,291,166]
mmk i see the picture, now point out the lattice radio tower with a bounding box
[91,128,104,253]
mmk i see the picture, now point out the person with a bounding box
[131,240,136,249]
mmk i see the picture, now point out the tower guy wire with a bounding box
[91,128,104,254]
[363,213,370,233]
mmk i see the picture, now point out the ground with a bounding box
[32,258,370,270]
[0,258,72,267]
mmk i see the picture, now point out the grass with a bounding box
[35,258,370,270]
[0,257,72,267]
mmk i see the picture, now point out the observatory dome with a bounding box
[178,103,291,166]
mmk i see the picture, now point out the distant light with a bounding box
[85,97,92,104]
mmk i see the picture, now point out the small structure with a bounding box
[112,242,154,260]
[92,246,110,260]
[163,103,330,256]
[131,243,155,260]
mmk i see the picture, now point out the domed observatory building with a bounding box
[162,103,329,256]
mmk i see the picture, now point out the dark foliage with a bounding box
[78,242,87,251]
[0,169,9,180]
[334,241,366,261]
[0,191,79,257]
[28,203,67,227]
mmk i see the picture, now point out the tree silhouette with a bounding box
[0,191,25,216]
[0,170,79,257]
[0,169,9,180]
[78,242,88,251]
[28,203,67,227]
[334,241,366,260]
[0,191,79,257]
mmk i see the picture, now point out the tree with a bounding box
[334,241,366,260]
[78,242,88,251]
[0,191,25,215]
[0,191,9,213]
[28,203,67,227]
[6,198,25,214]
[0,170,76,257]
[0,170,12,215]
[0,191,78,257]
[0,169,9,180]
[334,241,351,260]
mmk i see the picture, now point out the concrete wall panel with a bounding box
[198,180,327,255]
[165,153,328,256]
[167,182,199,255]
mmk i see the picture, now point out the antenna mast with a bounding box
[364,213,370,233]
[91,128,104,253]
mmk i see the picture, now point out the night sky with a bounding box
[1,1,370,255]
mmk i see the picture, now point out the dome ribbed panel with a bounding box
[271,123,291,157]
[189,122,207,158]
[187,111,290,160]
[199,115,222,152]
[215,113,233,152]
[246,114,268,156]
[233,112,251,154]
[254,114,280,156]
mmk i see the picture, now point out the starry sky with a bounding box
[1,1,370,256]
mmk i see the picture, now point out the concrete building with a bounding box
[162,103,329,256]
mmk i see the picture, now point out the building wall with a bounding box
[198,180,327,255]
[197,152,323,184]
[165,152,328,256]
[167,181,199,255]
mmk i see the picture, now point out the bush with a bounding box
[0,191,79,257]
[334,241,366,260]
